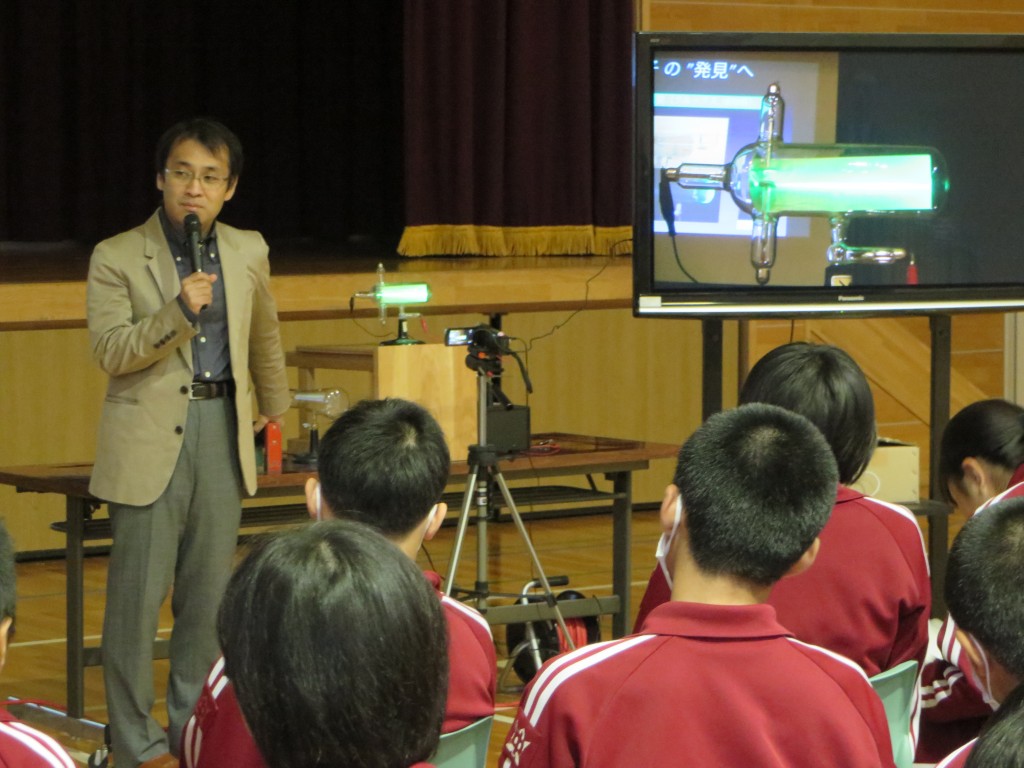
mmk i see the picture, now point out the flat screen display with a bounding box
[633,32,1024,317]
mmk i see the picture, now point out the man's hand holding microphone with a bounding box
[179,212,213,315]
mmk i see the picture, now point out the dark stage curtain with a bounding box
[0,1,403,251]
[399,0,633,257]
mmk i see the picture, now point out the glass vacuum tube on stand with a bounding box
[351,263,431,345]
[289,389,348,466]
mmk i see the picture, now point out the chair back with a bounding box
[868,659,919,768]
[430,716,494,768]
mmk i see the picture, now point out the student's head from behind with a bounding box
[306,398,450,551]
[739,342,875,485]
[965,683,1024,767]
[0,521,14,673]
[939,399,1024,515]
[218,520,448,768]
[667,403,838,588]
[945,496,1024,704]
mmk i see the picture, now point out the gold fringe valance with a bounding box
[397,224,633,258]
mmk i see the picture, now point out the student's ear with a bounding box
[0,616,11,673]
[304,478,319,520]
[659,484,681,533]
[423,502,447,542]
[960,457,995,502]
[783,537,821,579]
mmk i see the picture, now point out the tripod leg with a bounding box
[474,477,490,612]
[444,466,480,596]
[492,469,578,651]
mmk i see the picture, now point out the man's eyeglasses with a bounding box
[163,168,230,189]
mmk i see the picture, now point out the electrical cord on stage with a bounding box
[350,296,401,342]
[523,242,624,355]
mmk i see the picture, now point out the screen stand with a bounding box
[928,314,952,612]
[928,315,952,498]
[702,318,724,421]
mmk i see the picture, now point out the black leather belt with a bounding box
[189,380,235,400]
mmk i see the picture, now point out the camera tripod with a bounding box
[443,361,577,652]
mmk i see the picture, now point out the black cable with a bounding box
[669,229,700,284]
[660,169,699,284]
[523,241,625,354]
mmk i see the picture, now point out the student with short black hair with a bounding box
[501,404,895,767]
[635,342,930,685]
[920,399,1024,761]
[314,395,450,537]
[218,519,447,768]
[0,522,75,766]
[933,496,1024,767]
[963,686,1024,768]
[182,398,495,767]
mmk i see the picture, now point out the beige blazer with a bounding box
[86,211,291,506]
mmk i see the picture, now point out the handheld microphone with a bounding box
[184,213,203,273]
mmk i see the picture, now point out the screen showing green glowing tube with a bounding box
[749,153,940,215]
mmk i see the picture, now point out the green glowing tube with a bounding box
[375,283,431,305]
[736,143,948,216]
[750,153,934,213]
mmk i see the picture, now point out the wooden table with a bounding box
[0,432,676,717]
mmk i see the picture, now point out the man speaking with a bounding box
[86,117,290,767]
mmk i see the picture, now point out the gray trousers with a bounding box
[103,398,243,767]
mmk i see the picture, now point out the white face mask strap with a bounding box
[969,633,998,707]
[656,495,683,587]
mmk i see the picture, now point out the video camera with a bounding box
[445,323,533,398]
[444,324,512,356]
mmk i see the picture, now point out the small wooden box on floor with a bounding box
[287,343,478,458]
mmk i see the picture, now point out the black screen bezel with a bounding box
[633,31,1024,319]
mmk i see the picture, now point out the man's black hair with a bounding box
[155,117,244,183]
[675,403,838,586]
[965,683,1024,767]
[938,399,1024,504]
[945,495,1024,679]
[316,398,450,537]
[739,342,875,485]
[219,520,447,768]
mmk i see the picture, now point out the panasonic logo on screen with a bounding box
[837,295,866,302]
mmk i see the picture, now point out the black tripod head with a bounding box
[463,325,533,394]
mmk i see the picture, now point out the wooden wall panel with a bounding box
[743,314,1005,498]
[2,306,704,553]
[500,309,739,504]
[645,0,1024,33]
[0,329,105,553]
